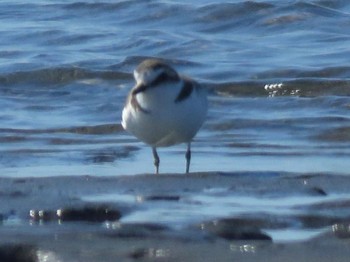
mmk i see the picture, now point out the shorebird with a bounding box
[121,59,207,174]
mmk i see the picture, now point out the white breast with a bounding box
[122,80,207,147]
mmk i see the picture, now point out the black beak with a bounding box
[132,83,147,95]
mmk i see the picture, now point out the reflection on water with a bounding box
[82,184,350,242]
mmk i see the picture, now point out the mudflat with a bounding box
[1,172,350,261]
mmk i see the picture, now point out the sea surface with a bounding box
[1,0,350,242]
[2,0,350,177]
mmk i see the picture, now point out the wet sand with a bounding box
[1,172,350,261]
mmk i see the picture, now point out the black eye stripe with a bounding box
[152,72,173,86]
[136,71,179,92]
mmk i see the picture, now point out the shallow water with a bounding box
[1,0,350,243]
[1,0,350,177]
[80,173,350,242]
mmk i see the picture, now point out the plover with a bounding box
[122,59,207,174]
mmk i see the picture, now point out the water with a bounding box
[1,0,350,242]
[1,0,350,176]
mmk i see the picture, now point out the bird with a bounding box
[121,59,208,174]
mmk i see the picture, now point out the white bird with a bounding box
[122,59,208,174]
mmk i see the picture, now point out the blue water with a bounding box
[1,0,350,176]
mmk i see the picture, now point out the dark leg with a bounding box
[152,147,160,174]
[185,143,191,174]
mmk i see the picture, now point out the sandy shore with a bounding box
[1,172,350,261]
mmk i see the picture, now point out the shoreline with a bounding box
[1,172,350,261]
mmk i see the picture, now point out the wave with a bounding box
[1,64,349,97]
[210,66,350,97]
[211,79,350,97]
[0,67,131,86]
[0,124,124,136]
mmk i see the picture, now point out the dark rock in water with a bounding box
[57,206,122,222]
[129,248,149,259]
[297,215,348,229]
[332,223,350,239]
[198,219,272,241]
[304,186,327,196]
[208,216,290,230]
[144,195,180,201]
[311,187,327,196]
[0,244,37,262]
[297,215,332,228]
[29,206,121,223]
[128,247,170,260]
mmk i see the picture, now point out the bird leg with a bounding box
[185,143,191,174]
[152,147,160,174]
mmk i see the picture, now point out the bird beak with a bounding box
[132,83,147,96]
